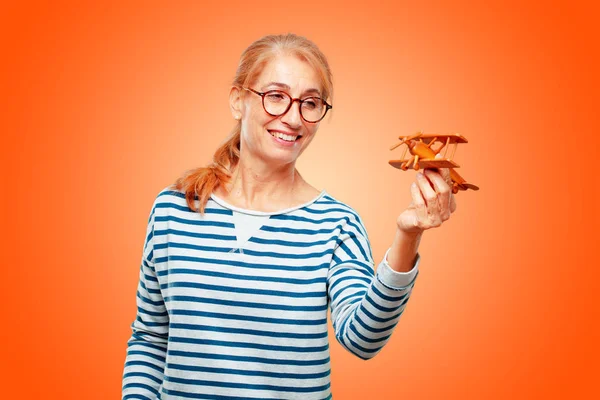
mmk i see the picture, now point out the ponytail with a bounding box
[172,124,241,215]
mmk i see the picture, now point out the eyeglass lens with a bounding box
[263,91,326,122]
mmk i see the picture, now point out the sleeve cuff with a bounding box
[376,247,420,290]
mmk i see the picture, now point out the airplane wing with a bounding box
[389,158,460,170]
[398,133,468,146]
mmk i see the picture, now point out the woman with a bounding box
[122,33,456,400]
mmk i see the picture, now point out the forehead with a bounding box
[255,54,321,94]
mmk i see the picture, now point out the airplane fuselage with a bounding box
[408,141,466,184]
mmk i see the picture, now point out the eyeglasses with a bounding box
[241,87,332,123]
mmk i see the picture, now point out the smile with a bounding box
[268,130,302,142]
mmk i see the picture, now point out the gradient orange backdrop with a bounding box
[2,1,598,399]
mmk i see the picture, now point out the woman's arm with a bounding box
[122,199,169,399]
[328,164,456,360]
[328,214,420,361]
[386,229,422,273]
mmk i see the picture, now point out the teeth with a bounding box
[270,131,298,142]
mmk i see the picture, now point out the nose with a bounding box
[280,99,302,128]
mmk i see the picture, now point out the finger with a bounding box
[410,181,427,228]
[423,168,450,194]
[449,191,457,213]
[424,169,451,220]
[434,153,452,186]
[415,171,440,224]
[432,168,458,217]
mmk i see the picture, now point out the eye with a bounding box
[265,91,286,102]
[302,98,321,110]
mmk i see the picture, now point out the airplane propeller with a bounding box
[389,131,423,151]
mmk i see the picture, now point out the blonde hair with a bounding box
[171,33,334,214]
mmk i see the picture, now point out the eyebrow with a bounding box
[261,82,322,97]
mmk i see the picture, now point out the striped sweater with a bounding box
[122,186,420,399]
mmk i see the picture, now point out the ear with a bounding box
[229,86,243,120]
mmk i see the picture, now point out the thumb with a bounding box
[434,153,452,184]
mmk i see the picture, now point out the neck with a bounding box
[223,155,303,210]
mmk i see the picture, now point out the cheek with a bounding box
[303,134,316,146]
[247,102,268,121]
[250,113,274,134]
[243,111,266,136]
[241,122,269,149]
[304,126,319,140]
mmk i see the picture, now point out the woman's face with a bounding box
[232,54,324,167]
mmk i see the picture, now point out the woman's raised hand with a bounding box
[396,153,457,234]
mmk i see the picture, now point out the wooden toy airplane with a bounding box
[389,131,480,194]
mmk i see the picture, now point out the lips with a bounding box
[268,130,303,141]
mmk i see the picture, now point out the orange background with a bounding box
[2,1,598,399]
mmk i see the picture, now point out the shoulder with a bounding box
[155,184,185,202]
[318,191,362,219]
[316,191,368,234]
[322,193,374,262]
[146,184,190,216]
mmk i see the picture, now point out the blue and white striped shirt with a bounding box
[122,186,420,399]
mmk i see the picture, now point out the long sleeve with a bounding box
[122,199,169,399]
[327,214,420,360]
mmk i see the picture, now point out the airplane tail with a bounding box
[453,182,479,193]
[450,169,479,193]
